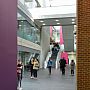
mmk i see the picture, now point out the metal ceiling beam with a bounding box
[35,0,41,7]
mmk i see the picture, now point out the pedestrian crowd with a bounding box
[17,57,75,89]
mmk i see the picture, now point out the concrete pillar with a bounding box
[40,26,50,68]
[77,0,90,89]
[0,0,17,90]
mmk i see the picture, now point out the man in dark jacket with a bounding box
[59,58,66,75]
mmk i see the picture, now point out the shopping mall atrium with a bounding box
[0,0,90,90]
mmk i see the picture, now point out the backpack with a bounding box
[47,60,52,67]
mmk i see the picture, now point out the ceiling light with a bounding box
[19,25,22,26]
[72,19,75,21]
[72,22,75,24]
[57,23,60,24]
[42,23,46,25]
[21,21,23,22]
[55,20,59,21]
[40,21,44,22]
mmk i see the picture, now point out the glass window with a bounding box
[17,13,40,44]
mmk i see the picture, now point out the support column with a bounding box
[77,0,90,90]
[0,0,17,90]
[40,26,50,68]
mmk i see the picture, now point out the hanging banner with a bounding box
[50,25,52,38]
[60,26,64,45]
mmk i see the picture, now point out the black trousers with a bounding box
[71,69,74,75]
[21,69,23,80]
[30,66,33,77]
[61,67,65,75]
[48,66,51,75]
[33,69,37,78]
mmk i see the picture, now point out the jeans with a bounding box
[33,69,37,78]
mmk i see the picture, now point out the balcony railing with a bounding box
[17,30,40,45]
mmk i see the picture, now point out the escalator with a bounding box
[51,47,59,68]
[44,44,60,69]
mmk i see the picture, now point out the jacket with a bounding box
[33,61,39,70]
[47,60,52,67]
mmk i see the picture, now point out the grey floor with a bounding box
[21,68,76,90]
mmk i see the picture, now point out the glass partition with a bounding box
[17,13,40,44]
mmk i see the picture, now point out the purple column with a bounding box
[0,0,17,90]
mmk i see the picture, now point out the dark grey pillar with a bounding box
[0,0,17,90]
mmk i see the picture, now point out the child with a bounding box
[47,58,52,75]
[70,60,75,76]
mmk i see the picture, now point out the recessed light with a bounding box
[40,21,44,22]
[72,19,75,21]
[42,23,46,25]
[21,21,23,22]
[19,25,22,26]
[72,22,75,24]
[57,23,60,24]
[55,20,59,21]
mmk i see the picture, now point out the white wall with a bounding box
[40,26,50,68]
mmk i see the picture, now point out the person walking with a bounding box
[17,59,23,89]
[47,58,52,75]
[70,60,75,76]
[59,58,66,75]
[33,58,39,79]
[29,57,34,78]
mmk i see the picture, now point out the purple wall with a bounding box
[0,0,17,90]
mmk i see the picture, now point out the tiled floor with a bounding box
[21,68,76,90]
